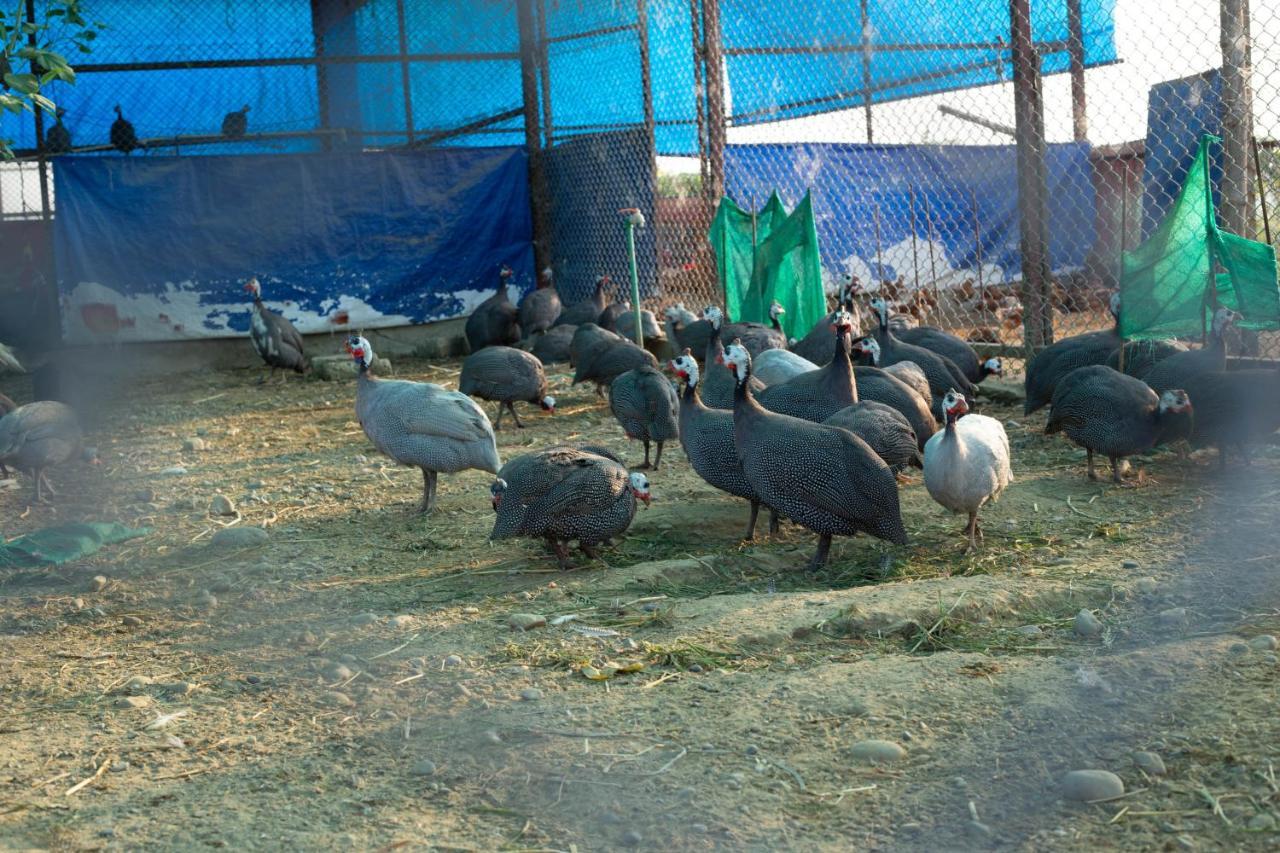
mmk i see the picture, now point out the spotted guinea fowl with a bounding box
[222,104,250,139]
[346,336,500,513]
[489,446,650,569]
[459,346,554,430]
[519,268,562,337]
[572,334,658,396]
[598,297,629,332]
[465,266,521,351]
[556,275,611,327]
[700,313,764,409]
[823,391,921,475]
[1106,338,1188,380]
[662,303,702,353]
[616,307,664,345]
[532,324,575,364]
[609,364,679,470]
[851,338,932,407]
[569,323,623,367]
[244,277,307,382]
[717,303,787,357]
[1046,365,1192,484]
[894,326,997,384]
[866,298,978,408]
[1142,308,1239,394]
[1179,366,1280,467]
[753,348,818,386]
[1024,293,1122,414]
[45,108,72,154]
[923,391,1013,552]
[790,278,860,365]
[723,341,907,570]
[0,392,15,479]
[110,105,139,154]
[756,311,860,422]
[0,400,90,502]
[668,351,778,539]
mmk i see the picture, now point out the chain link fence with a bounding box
[0,0,1277,363]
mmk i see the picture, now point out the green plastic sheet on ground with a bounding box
[709,191,825,340]
[0,522,149,568]
[1119,134,1279,340]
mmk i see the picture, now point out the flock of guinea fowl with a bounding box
[1,266,1276,572]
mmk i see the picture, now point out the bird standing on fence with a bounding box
[44,108,72,154]
[110,105,139,154]
[222,104,250,139]
[244,277,307,382]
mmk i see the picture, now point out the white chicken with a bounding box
[923,390,1013,552]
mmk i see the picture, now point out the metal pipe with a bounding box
[872,202,884,289]
[937,104,1015,138]
[860,0,873,143]
[516,0,551,272]
[908,183,920,290]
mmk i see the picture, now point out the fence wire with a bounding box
[0,0,1277,362]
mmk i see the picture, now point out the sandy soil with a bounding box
[2,353,1279,851]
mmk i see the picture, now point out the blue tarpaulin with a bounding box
[1140,69,1224,240]
[51,149,533,343]
[725,142,1097,285]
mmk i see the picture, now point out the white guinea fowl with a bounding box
[923,391,1013,552]
[346,335,500,514]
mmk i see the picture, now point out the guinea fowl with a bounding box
[532,324,575,364]
[666,305,718,360]
[1180,367,1280,467]
[346,336,500,514]
[700,313,764,409]
[110,105,139,154]
[790,278,860,365]
[822,388,921,475]
[489,446,650,569]
[609,364,679,469]
[756,312,860,422]
[723,341,908,570]
[851,338,933,407]
[459,346,554,430]
[0,400,90,502]
[465,265,521,352]
[0,392,15,479]
[1142,308,1239,394]
[569,323,623,367]
[519,268,562,337]
[662,303,700,352]
[556,275,611,327]
[753,348,818,387]
[572,334,658,396]
[1106,339,1188,380]
[717,303,788,357]
[598,298,629,332]
[669,351,777,539]
[1024,293,1122,414]
[222,105,250,139]
[244,277,307,381]
[923,391,1013,552]
[895,326,998,384]
[867,298,978,407]
[616,307,664,345]
[1046,365,1192,484]
[45,108,72,154]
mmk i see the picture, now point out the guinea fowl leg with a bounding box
[509,402,525,429]
[963,512,979,553]
[1110,456,1135,487]
[493,403,505,431]
[769,510,780,536]
[1086,449,1099,481]
[653,441,664,470]
[640,439,652,470]
[806,534,832,571]
[39,471,57,497]
[744,500,761,540]
[551,539,572,570]
[580,542,600,560]
[417,469,438,514]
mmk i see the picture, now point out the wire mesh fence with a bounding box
[0,0,1277,363]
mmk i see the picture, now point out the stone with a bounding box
[1061,769,1124,802]
[210,494,237,516]
[182,437,206,452]
[1249,635,1278,651]
[350,613,379,627]
[110,760,129,773]
[483,729,502,745]
[196,590,218,611]
[210,526,269,550]
[322,691,355,708]
[1158,607,1188,628]
[443,655,463,668]
[389,615,414,629]
[621,830,643,846]
[114,695,153,710]
[462,607,480,616]
[1015,624,1043,638]
[507,613,547,631]
[1229,642,1250,656]
[134,488,156,502]
[1135,577,1159,594]
[1122,560,1140,569]
[411,759,437,777]
[1133,751,1166,776]
[160,681,197,696]
[324,663,354,682]
[90,575,108,592]
[121,675,153,694]
[519,688,543,701]
[160,466,188,476]
[849,739,907,764]
[1247,813,1276,831]
[313,354,393,382]
[121,615,143,628]
[1074,609,1103,638]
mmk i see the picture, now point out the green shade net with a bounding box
[0,522,149,568]
[1120,134,1279,340]
[709,191,825,339]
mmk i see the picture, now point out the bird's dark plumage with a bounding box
[45,109,72,154]
[110,105,139,154]
[532,324,575,364]
[609,364,678,470]
[0,400,85,501]
[519,269,562,337]
[222,104,250,139]
[1180,367,1280,465]
[756,315,859,422]
[245,278,306,379]
[866,299,978,409]
[556,277,610,327]
[465,267,521,352]
[1024,295,1121,414]
[459,346,552,430]
[894,326,986,383]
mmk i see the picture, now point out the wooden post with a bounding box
[1066,0,1088,142]
[860,0,874,143]
[689,0,709,190]
[1218,0,1254,238]
[1009,0,1054,348]
[395,0,415,143]
[24,0,51,222]
[536,0,554,147]
[516,0,552,272]
[637,0,657,177]
[702,0,727,201]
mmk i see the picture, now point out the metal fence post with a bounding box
[516,0,552,273]
[702,0,727,202]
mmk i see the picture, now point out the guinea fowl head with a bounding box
[345,335,374,370]
[769,300,786,321]
[720,341,753,386]
[853,336,880,365]
[942,390,969,424]
[1108,292,1122,321]
[628,472,651,506]
[489,478,508,511]
[703,305,724,330]
[1212,307,1241,333]
[869,297,890,329]
[539,395,556,413]
[538,268,553,288]
[663,303,686,323]
[1159,389,1192,415]
[242,277,262,298]
[668,350,700,387]
[983,357,1004,378]
[499,265,513,280]
[114,104,123,118]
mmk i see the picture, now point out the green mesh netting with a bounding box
[0,523,149,568]
[709,191,826,340]
[1119,134,1279,340]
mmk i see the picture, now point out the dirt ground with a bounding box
[2,351,1280,851]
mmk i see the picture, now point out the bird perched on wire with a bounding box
[45,107,72,154]
[110,105,139,154]
[222,104,250,139]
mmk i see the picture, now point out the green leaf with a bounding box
[3,72,39,94]
[30,92,55,113]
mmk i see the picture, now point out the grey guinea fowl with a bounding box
[609,364,679,469]
[753,347,818,387]
[489,446,650,569]
[723,341,907,570]
[895,326,996,384]
[669,351,778,539]
[569,323,623,368]
[1180,366,1280,467]
[572,334,658,397]
[244,277,307,382]
[1141,308,1238,394]
[519,267,562,337]
[700,314,764,409]
[923,391,1013,551]
[867,349,933,406]
[714,304,787,358]
[756,312,859,422]
[466,265,522,352]
[823,394,921,474]
[598,297,630,332]
[790,278,861,366]
[0,392,16,479]
[557,275,611,327]
[867,298,978,407]
[532,323,575,364]
[45,108,72,154]
[1024,293,1121,414]
[616,307,664,345]
[459,346,554,430]
[110,104,139,154]
[222,104,250,139]
[346,336,500,513]
[662,303,699,352]
[1106,338,1188,380]
[666,305,717,361]
[1045,364,1192,484]
[0,400,87,502]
